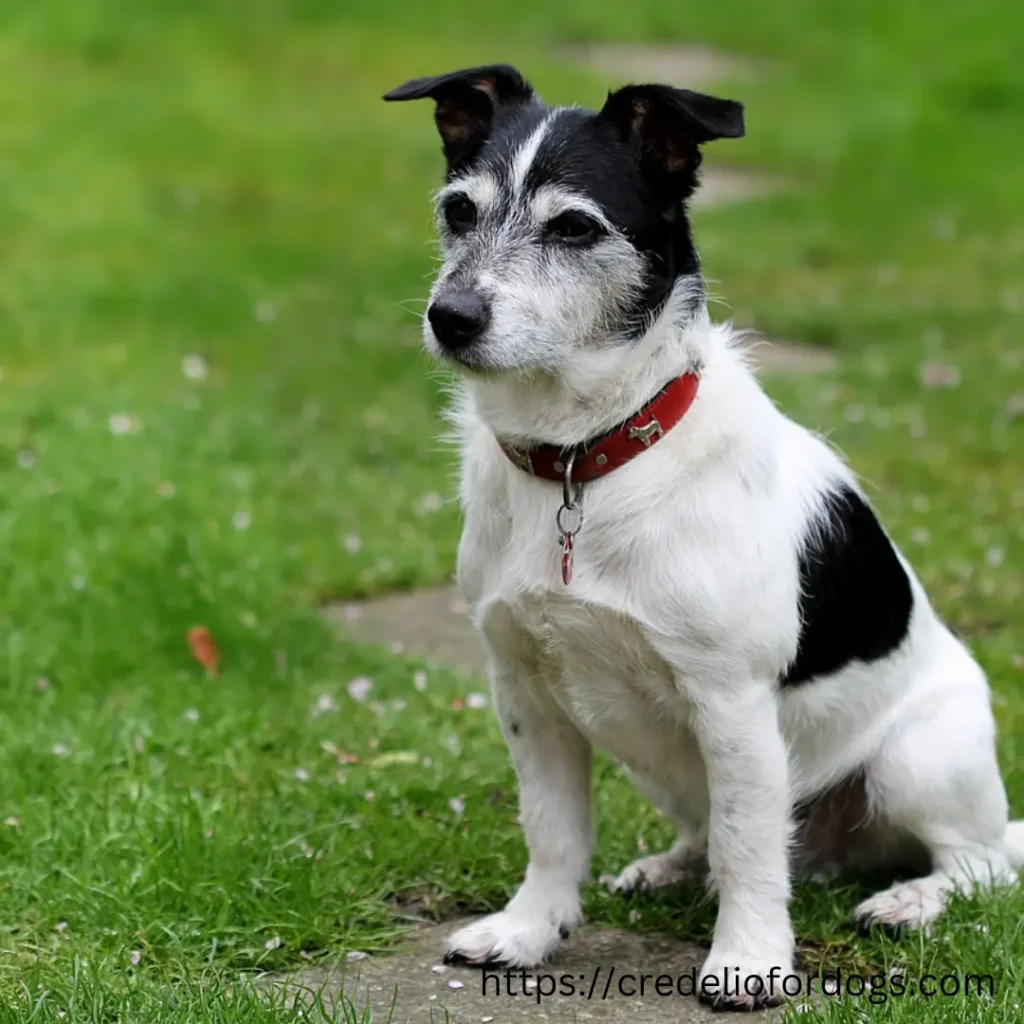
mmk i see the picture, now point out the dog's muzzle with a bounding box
[427,289,491,351]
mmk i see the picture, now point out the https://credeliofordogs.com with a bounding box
[480,965,996,1006]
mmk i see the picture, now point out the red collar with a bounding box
[498,372,700,483]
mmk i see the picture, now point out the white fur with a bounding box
[438,289,1022,1007]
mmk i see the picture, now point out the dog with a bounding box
[384,64,1023,1010]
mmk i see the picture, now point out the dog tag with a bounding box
[560,532,574,585]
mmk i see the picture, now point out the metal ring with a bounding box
[556,503,584,537]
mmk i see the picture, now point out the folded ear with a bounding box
[598,84,745,197]
[383,64,534,168]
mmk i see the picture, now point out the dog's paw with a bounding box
[444,911,572,968]
[604,851,690,895]
[698,951,794,1012]
[854,879,944,937]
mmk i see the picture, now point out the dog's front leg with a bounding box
[689,682,794,1011]
[445,651,592,968]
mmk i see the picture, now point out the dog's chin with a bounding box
[428,340,551,380]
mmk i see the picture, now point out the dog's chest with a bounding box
[498,588,684,765]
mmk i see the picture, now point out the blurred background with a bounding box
[0,1,1022,1019]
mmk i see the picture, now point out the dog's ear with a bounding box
[598,84,745,198]
[383,64,534,167]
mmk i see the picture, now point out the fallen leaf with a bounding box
[187,626,220,678]
[365,751,419,768]
[320,741,359,764]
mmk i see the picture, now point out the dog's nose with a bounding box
[427,291,490,349]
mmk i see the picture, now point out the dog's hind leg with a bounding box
[606,824,707,894]
[854,652,1018,934]
[606,764,709,894]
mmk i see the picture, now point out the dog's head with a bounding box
[385,64,744,373]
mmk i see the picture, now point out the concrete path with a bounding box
[327,584,482,676]
[560,42,782,212]
[559,43,758,89]
[271,918,783,1022]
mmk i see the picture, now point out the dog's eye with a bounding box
[545,211,603,245]
[443,196,478,233]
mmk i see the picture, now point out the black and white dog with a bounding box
[385,64,1023,1010]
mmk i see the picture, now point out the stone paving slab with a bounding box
[269,917,781,1023]
[327,584,483,676]
[742,336,838,375]
[692,167,783,208]
[559,43,756,89]
[559,42,782,212]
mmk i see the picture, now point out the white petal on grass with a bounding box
[182,708,200,723]
[265,936,283,950]
[343,534,362,554]
[232,511,252,531]
[413,671,428,692]
[448,797,465,816]
[254,300,277,323]
[918,362,961,389]
[347,677,373,702]
[416,492,444,514]
[51,744,71,758]
[1005,393,1024,420]
[294,768,311,782]
[182,355,208,380]
[108,413,142,435]
[130,950,142,965]
[310,694,337,717]
[466,693,488,709]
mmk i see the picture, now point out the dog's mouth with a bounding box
[424,321,506,375]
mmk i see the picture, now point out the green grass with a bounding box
[0,0,1022,1020]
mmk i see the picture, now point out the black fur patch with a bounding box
[472,107,703,335]
[782,485,913,686]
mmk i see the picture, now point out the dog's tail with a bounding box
[1005,820,1024,870]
